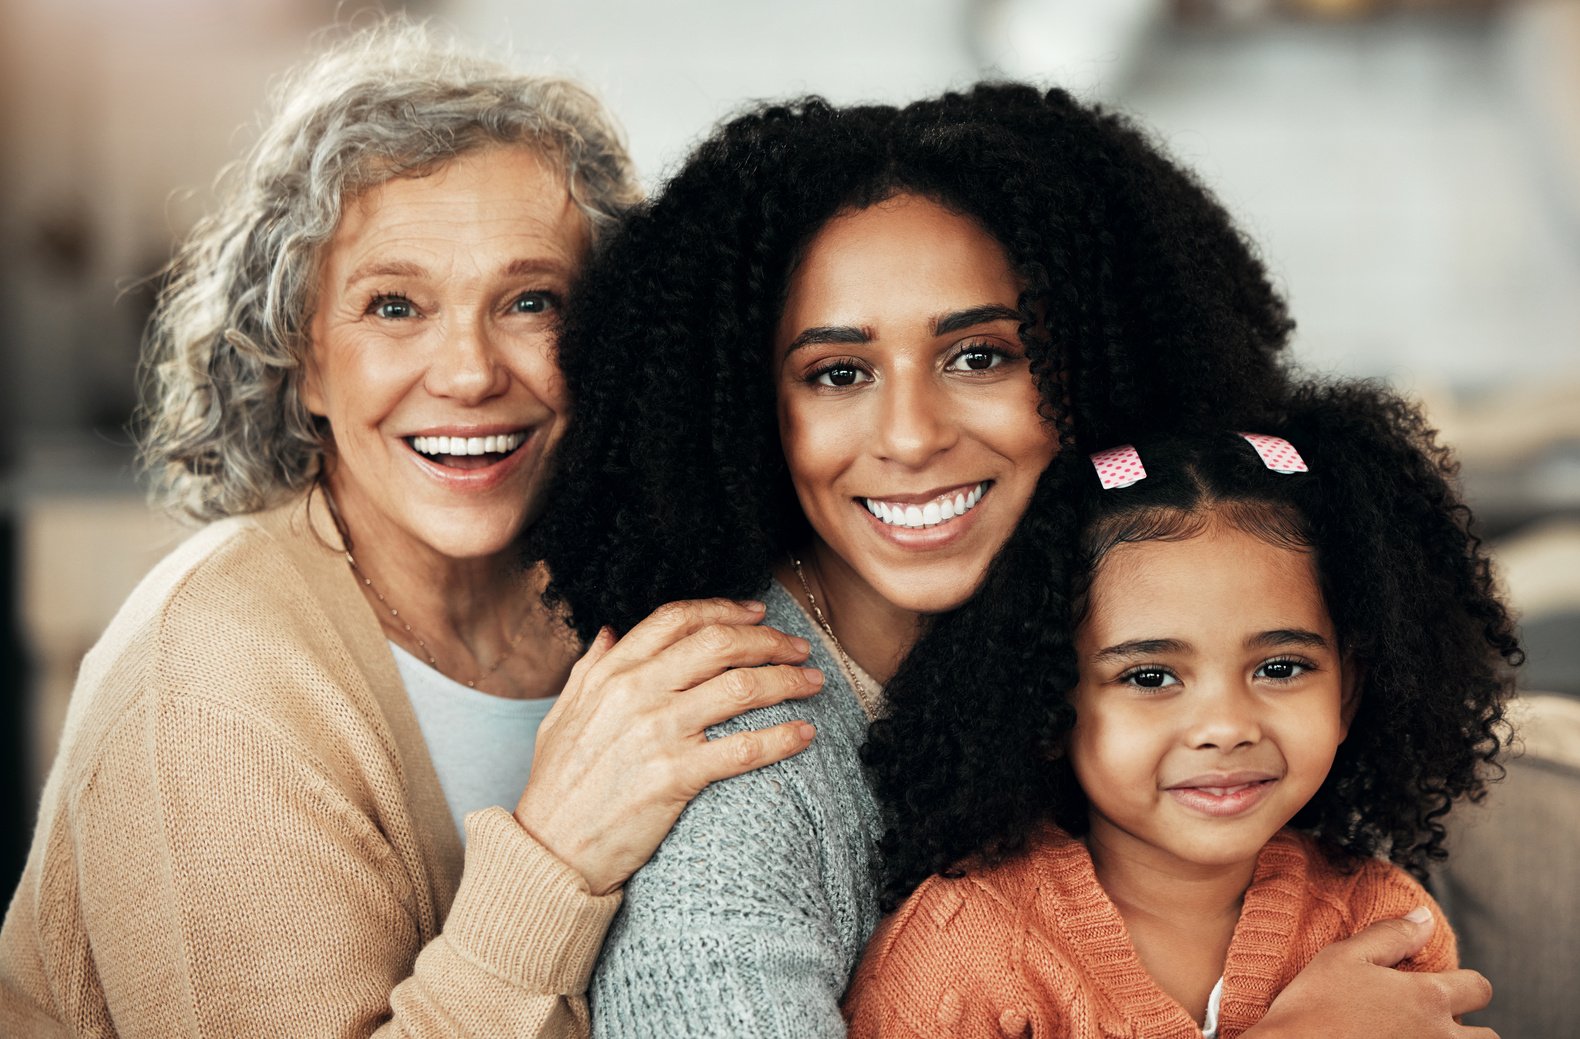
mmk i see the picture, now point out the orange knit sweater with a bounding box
[843,827,1455,1039]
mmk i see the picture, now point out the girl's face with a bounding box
[1069,518,1355,879]
[773,193,1059,618]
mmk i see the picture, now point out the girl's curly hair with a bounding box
[865,380,1521,908]
[536,83,1296,639]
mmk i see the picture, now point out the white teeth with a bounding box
[862,482,989,530]
[410,432,527,458]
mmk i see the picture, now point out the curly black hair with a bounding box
[533,83,1297,639]
[864,379,1521,908]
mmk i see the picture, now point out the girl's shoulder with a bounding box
[1269,830,1456,970]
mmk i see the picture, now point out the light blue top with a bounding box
[391,642,556,840]
[589,580,883,1038]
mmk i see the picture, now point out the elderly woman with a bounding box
[0,25,821,1037]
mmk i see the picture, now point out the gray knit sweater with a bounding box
[588,580,882,1037]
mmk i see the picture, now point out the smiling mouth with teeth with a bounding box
[861,482,989,530]
[407,432,528,470]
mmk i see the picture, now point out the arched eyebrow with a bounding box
[783,304,1022,355]
[1247,629,1331,651]
[342,259,427,290]
[932,304,1021,336]
[1090,638,1188,664]
[784,325,873,353]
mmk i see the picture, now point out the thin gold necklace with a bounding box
[343,549,533,692]
[790,556,880,718]
[320,479,532,693]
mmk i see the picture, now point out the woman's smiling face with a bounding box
[773,193,1059,618]
[303,145,588,567]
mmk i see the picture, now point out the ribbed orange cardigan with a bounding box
[843,827,1455,1039]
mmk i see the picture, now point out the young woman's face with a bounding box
[1069,519,1355,879]
[772,193,1058,617]
[303,145,588,567]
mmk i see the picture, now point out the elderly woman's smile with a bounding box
[302,144,590,564]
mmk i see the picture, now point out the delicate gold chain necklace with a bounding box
[790,556,880,718]
[343,549,532,692]
[319,479,531,693]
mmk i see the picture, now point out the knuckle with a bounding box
[651,601,692,629]
[693,623,733,654]
[728,732,762,769]
[721,668,757,704]
[649,753,685,794]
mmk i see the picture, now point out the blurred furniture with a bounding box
[17,492,189,796]
[1438,693,1580,1039]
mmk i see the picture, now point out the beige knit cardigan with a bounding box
[0,493,618,1037]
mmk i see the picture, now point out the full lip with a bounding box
[1163,770,1280,818]
[856,480,993,546]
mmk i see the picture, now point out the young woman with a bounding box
[846,384,1518,1037]
[537,86,1490,1036]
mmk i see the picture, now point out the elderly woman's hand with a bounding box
[1244,911,1497,1039]
[514,598,822,894]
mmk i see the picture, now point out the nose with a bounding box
[1185,681,1263,752]
[424,314,510,404]
[873,366,957,467]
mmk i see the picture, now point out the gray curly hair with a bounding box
[139,20,642,520]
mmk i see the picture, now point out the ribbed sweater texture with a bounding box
[588,581,883,1039]
[843,827,1456,1039]
[0,494,619,1037]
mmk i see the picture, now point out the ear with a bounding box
[300,343,327,418]
[1338,653,1362,741]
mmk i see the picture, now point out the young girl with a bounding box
[844,381,1520,1038]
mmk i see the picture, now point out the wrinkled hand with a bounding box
[1248,909,1497,1038]
[514,598,822,895]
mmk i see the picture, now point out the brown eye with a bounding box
[810,361,871,388]
[1121,667,1178,690]
[946,342,1009,372]
[1256,659,1310,683]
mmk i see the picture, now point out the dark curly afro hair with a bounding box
[533,83,1299,639]
[865,379,1521,908]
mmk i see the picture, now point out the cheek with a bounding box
[778,400,847,493]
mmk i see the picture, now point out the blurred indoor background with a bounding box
[2,0,1576,1032]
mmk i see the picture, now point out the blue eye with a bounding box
[512,291,557,314]
[369,294,416,320]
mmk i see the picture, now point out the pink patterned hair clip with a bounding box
[1238,432,1308,474]
[1090,444,1147,490]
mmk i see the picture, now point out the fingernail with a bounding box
[802,667,825,686]
[1405,905,1432,925]
[796,722,816,741]
[791,636,811,653]
[739,599,766,611]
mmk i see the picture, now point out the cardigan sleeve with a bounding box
[48,691,619,1038]
[1344,860,1459,974]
